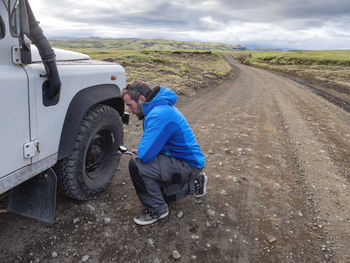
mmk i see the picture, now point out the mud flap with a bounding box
[7,168,57,224]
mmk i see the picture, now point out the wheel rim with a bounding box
[85,129,114,180]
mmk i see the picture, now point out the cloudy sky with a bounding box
[29,0,350,50]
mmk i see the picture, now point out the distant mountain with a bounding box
[244,43,289,51]
[254,48,285,51]
[49,38,247,51]
[50,36,141,41]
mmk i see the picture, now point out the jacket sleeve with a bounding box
[137,114,178,163]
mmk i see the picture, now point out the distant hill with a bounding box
[49,36,141,41]
[49,38,247,51]
[254,48,285,51]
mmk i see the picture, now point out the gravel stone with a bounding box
[267,235,277,243]
[173,250,181,260]
[86,204,95,211]
[148,239,154,246]
[207,209,215,216]
[81,255,89,262]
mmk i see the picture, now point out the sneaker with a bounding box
[193,173,208,198]
[133,207,169,225]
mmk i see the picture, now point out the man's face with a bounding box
[123,94,144,120]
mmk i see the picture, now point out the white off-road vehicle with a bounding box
[0,0,128,223]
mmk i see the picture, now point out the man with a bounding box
[121,80,207,225]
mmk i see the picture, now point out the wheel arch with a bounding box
[57,84,125,160]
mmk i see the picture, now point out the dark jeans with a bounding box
[128,154,202,213]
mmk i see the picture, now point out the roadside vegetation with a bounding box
[50,38,246,51]
[51,39,350,98]
[51,40,233,96]
[232,50,350,96]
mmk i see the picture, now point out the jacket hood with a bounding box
[142,87,177,116]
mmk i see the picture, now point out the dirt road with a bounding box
[1,56,350,263]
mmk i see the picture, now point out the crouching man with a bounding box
[121,80,208,225]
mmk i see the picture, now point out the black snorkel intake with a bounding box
[23,0,61,101]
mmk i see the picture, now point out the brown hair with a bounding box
[121,80,152,102]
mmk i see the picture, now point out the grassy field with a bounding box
[51,38,350,97]
[56,46,233,96]
[237,50,350,66]
[50,38,246,51]
[232,50,350,96]
[51,39,236,96]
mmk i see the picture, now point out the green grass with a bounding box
[50,38,246,51]
[55,47,233,96]
[234,50,350,67]
[51,39,350,97]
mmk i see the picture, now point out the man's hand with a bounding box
[131,149,138,156]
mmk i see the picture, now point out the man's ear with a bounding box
[139,95,147,103]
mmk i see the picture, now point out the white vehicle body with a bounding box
[0,47,126,193]
[0,0,127,222]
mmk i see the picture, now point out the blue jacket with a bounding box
[137,87,205,168]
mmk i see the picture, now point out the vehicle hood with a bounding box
[31,45,90,62]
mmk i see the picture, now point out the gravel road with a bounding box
[1,56,350,263]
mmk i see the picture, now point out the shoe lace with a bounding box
[145,210,157,218]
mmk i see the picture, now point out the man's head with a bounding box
[121,80,152,120]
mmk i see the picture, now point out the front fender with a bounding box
[57,84,124,160]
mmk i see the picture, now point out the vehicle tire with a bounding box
[57,104,123,200]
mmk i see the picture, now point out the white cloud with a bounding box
[27,0,350,50]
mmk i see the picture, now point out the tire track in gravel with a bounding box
[211,57,350,262]
[178,56,327,262]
